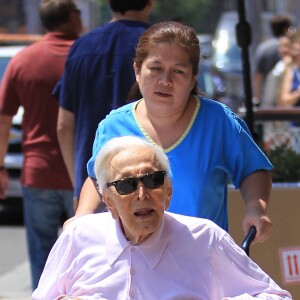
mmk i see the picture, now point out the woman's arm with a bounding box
[240,170,273,244]
[278,67,300,106]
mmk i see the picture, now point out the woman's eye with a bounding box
[150,66,160,71]
[174,69,184,74]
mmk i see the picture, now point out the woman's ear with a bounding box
[133,62,141,84]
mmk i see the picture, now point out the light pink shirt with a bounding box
[32,212,291,300]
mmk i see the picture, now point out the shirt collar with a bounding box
[43,31,78,42]
[105,216,170,269]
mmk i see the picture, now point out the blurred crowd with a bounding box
[253,15,300,153]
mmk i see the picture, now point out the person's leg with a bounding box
[22,187,65,290]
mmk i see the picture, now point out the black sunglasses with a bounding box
[106,171,166,195]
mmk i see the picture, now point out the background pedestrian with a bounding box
[0,0,82,289]
[56,0,154,211]
[252,14,292,105]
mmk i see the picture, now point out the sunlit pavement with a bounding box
[0,226,31,300]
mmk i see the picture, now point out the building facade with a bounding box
[0,0,101,34]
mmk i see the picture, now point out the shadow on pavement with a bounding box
[0,197,24,225]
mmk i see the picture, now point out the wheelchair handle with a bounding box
[241,226,257,256]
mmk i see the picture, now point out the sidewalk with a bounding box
[0,226,31,300]
[0,261,31,300]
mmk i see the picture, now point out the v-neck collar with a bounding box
[132,96,200,153]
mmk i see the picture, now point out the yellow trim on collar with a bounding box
[132,96,200,152]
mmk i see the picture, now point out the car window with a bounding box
[0,57,10,80]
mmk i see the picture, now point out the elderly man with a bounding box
[32,136,291,300]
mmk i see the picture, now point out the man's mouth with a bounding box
[134,209,154,217]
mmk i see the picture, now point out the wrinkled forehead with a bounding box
[108,146,161,179]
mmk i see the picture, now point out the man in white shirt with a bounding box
[32,136,291,300]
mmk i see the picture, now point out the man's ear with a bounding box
[102,190,119,219]
[165,178,172,210]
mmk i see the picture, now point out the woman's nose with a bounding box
[159,72,172,86]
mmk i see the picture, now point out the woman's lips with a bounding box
[155,91,171,97]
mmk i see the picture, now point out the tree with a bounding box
[94,0,227,34]
[150,0,225,33]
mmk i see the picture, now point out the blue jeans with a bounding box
[22,187,74,290]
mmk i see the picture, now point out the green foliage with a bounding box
[150,0,221,33]
[94,0,228,34]
[265,144,300,182]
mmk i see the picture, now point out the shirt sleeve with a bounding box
[58,62,74,112]
[31,229,74,299]
[0,58,21,116]
[223,107,273,188]
[52,77,62,101]
[87,121,108,179]
[57,37,81,113]
[213,232,291,299]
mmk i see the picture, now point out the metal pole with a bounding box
[236,0,256,139]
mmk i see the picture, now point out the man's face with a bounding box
[291,40,300,66]
[102,146,172,245]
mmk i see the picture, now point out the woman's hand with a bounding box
[242,208,272,244]
[240,170,273,244]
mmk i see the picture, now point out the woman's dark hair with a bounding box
[127,82,143,101]
[39,0,78,31]
[109,0,149,15]
[128,21,201,100]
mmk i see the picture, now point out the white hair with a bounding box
[94,136,171,193]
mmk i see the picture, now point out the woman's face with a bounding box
[102,146,172,245]
[291,40,300,66]
[134,42,197,115]
[278,36,291,59]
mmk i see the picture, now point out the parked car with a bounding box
[0,34,42,199]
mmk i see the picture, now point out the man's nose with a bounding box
[137,181,148,200]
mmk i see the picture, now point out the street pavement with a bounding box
[0,226,31,300]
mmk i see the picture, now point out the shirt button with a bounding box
[131,268,135,276]
[130,247,136,253]
[129,290,135,298]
